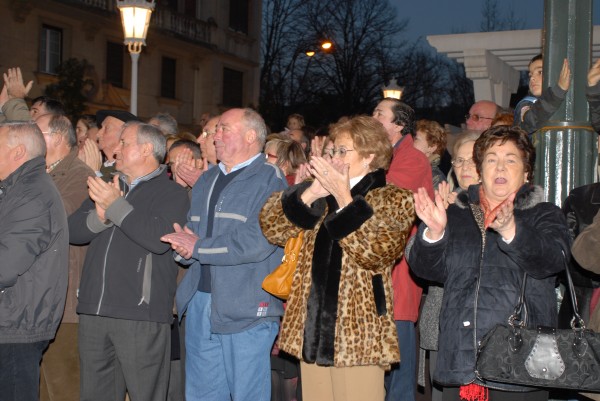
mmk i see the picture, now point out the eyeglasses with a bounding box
[465,114,493,122]
[200,130,215,139]
[451,157,475,168]
[326,147,355,157]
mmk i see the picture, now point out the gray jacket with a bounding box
[0,157,68,343]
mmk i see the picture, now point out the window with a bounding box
[222,68,243,107]
[229,0,249,34]
[184,0,197,16]
[39,25,62,74]
[106,42,124,87]
[161,57,177,99]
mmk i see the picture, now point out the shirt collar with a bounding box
[218,153,261,175]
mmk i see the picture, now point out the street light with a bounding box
[117,0,155,115]
[382,78,404,100]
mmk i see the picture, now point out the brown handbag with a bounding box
[262,231,303,300]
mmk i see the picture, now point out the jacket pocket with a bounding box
[139,253,152,305]
[372,274,387,316]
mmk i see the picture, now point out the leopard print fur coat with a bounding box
[260,169,415,369]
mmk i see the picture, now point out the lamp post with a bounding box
[117,0,155,115]
[382,79,404,100]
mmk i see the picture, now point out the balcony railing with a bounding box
[53,0,211,45]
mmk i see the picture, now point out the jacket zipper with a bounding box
[97,227,116,314]
[471,203,487,384]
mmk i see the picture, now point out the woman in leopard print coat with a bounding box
[260,116,415,401]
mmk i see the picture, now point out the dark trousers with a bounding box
[78,315,171,401]
[0,340,49,401]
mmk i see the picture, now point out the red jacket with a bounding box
[386,134,433,322]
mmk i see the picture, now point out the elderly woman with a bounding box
[260,116,415,401]
[408,126,570,401]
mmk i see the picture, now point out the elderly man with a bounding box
[79,110,141,182]
[373,98,432,401]
[0,122,68,401]
[69,122,189,401]
[35,113,95,401]
[465,100,498,132]
[162,108,287,401]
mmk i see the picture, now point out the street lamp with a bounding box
[382,78,404,100]
[117,0,155,115]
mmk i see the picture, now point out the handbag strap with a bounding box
[563,250,586,330]
[508,272,528,328]
[508,250,584,330]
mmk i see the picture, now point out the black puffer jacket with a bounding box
[408,184,570,390]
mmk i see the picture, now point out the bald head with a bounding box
[466,101,498,132]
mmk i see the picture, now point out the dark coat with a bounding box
[408,184,570,389]
[0,157,68,343]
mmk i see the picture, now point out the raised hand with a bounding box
[487,192,517,239]
[558,58,571,91]
[414,187,447,240]
[161,223,200,259]
[3,67,33,99]
[588,58,600,87]
[173,149,206,188]
[79,138,103,171]
[87,175,121,211]
[310,136,327,159]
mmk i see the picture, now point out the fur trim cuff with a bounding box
[281,182,326,229]
[324,196,373,240]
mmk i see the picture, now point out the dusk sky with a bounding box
[395,0,600,42]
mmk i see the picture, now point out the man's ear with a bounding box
[394,124,404,136]
[12,143,27,162]
[245,129,257,144]
[142,142,154,157]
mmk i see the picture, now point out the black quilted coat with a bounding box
[407,184,571,390]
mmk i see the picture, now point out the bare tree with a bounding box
[480,0,504,32]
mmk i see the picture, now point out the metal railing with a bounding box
[53,0,211,45]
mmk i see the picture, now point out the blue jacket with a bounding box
[176,154,287,334]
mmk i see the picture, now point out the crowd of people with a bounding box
[0,54,600,401]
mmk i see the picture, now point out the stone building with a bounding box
[0,0,261,129]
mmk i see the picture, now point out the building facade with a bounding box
[0,0,262,129]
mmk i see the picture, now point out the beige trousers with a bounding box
[300,361,385,401]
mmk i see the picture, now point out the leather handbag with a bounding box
[475,251,600,391]
[262,232,303,300]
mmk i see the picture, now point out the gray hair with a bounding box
[0,121,46,159]
[123,121,167,163]
[149,112,178,136]
[242,108,267,148]
[48,114,76,148]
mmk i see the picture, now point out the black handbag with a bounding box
[475,251,600,391]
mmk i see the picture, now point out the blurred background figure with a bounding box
[75,114,98,150]
[264,138,307,185]
[414,119,448,191]
[150,111,179,137]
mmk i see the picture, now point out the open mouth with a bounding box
[495,177,507,184]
